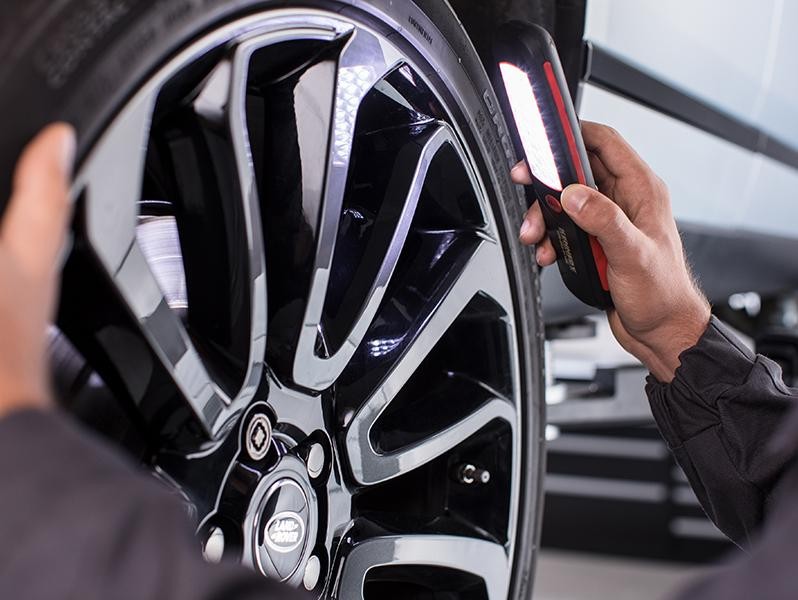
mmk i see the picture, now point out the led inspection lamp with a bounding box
[495,22,612,310]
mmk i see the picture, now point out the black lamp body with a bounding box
[496,21,613,310]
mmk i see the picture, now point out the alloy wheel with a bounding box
[54,8,527,599]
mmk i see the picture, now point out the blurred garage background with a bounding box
[452,0,798,597]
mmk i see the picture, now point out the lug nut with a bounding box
[245,414,273,461]
[303,554,321,591]
[306,443,325,479]
[457,463,491,485]
[202,527,225,564]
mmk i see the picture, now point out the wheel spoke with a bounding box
[335,533,509,600]
[226,36,273,418]
[345,241,515,485]
[292,28,405,390]
[73,38,269,439]
[74,94,223,435]
[350,397,513,486]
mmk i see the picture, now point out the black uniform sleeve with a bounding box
[671,461,798,600]
[646,316,798,546]
[0,409,308,600]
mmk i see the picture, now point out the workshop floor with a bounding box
[534,550,710,600]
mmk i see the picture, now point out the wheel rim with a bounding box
[56,7,526,599]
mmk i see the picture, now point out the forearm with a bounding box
[646,317,798,546]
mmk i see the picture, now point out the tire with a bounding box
[448,0,556,64]
[0,2,545,598]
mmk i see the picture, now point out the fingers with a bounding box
[514,122,656,197]
[512,123,663,274]
[518,203,556,266]
[519,202,545,244]
[561,184,643,265]
[513,162,556,266]
[582,121,667,217]
[586,150,614,192]
[535,239,556,267]
[513,167,561,267]
[2,123,75,279]
[511,160,533,185]
[581,122,649,180]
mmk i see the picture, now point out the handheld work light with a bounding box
[496,22,612,309]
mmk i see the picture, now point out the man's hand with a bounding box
[0,124,75,418]
[513,121,710,382]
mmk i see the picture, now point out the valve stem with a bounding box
[456,463,491,485]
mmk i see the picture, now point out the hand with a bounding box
[513,121,710,382]
[0,124,75,419]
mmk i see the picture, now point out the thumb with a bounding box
[2,123,75,279]
[561,184,642,264]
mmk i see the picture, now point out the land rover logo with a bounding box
[264,511,305,554]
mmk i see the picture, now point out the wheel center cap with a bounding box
[245,457,318,584]
[257,478,309,580]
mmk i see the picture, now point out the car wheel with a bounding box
[0,1,545,598]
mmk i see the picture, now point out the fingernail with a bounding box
[58,124,77,175]
[535,247,544,265]
[511,163,527,178]
[519,219,532,239]
[562,185,589,213]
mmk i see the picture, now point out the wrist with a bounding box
[0,376,52,420]
[0,398,51,421]
[643,299,711,382]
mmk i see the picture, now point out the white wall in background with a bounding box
[756,1,798,144]
[578,83,798,237]
[585,0,798,146]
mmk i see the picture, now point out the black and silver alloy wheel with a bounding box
[0,1,545,598]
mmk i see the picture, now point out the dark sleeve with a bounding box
[671,462,798,600]
[0,409,308,600]
[646,316,798,546]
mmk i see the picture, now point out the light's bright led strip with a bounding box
[499,61,562,192]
